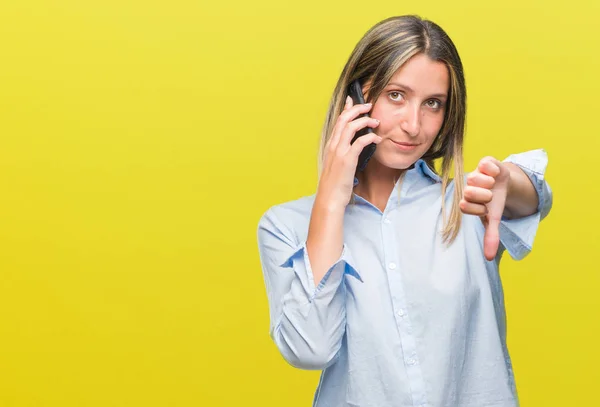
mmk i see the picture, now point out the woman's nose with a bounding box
[400,104,421,137]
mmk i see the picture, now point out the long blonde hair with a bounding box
[318,15,467,244]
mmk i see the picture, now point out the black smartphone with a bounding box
[347,79,377,172]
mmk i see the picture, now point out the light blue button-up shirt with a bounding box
[256,149,552,407]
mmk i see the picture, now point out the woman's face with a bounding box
[366,53,449,170]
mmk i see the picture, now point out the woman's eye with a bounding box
[389,91,404,102]
[426,99,442,109]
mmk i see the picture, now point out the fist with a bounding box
[460,156,511,261]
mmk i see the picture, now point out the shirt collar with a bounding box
[415,159,442,183]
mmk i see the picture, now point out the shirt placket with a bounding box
[381,202,428,407]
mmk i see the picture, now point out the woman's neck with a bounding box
[353,162,407,212]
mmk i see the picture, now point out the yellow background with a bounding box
[1,0,598,406]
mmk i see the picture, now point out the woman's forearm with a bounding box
[306,197,345,286]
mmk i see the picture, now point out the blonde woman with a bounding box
[257,15,552,407]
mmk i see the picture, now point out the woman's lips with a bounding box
[390,140,419,151]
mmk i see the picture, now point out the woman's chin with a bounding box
[371,153,420,170]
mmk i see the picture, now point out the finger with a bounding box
[335,102,373,136]
[478,157,501,178]
[459,199,488,216]
[327,96,355,152]
[345,95,353,109]
[327,102,373,167]
[349,132,383,158]
[463,185,493,205]
[484,215,501,261]
[466,171,495,189]
[339,116,380,149]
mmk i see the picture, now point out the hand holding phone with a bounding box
[314,83,382,209]
[347,79,377,171]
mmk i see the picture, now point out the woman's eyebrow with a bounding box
[386,82,448,99]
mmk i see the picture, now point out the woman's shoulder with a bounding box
[257,194,316,230]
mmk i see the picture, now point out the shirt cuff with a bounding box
[280,242,362,299]
[499,149,553,260]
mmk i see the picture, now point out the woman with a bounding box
[256,15,552,407]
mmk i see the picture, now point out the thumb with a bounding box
[483,215,501,261]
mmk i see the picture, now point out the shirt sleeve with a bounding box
[256,206,361,370]
[498,148,553,260]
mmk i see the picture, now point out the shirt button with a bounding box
[383,218,391,224]
[406,358,416,366]
[388,262,396,270]
[397,309,405,317]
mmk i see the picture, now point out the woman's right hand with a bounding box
[316,95,383,210]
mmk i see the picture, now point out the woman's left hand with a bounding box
[460,157,511,261]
